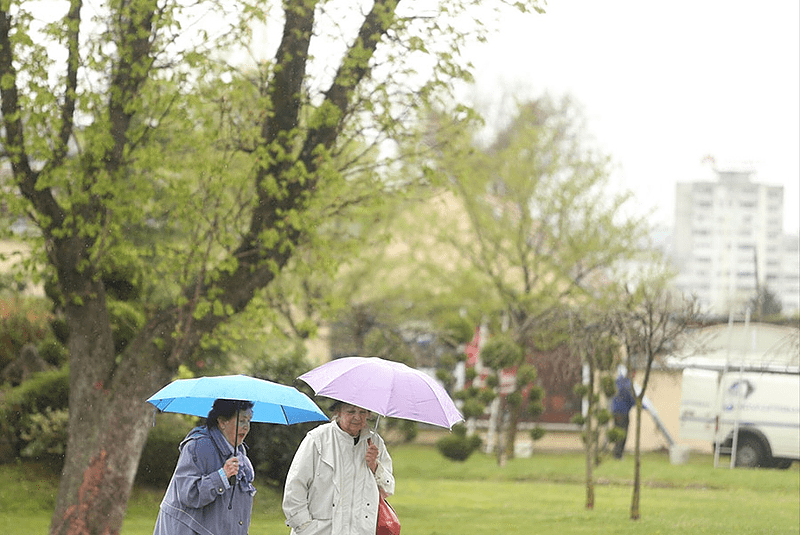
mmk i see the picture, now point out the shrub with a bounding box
[530,425,546,441]
[20,407,69,461]
[0,366,69,459]
[136,414,196,488]
[396,419,418,443]
[380,418,418,443]
[436,424,482,462]
[37,339,68,368]
[248,420,320,489]
[2,366,69,412]
[0,298,52,371]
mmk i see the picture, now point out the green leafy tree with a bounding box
[0,1,547,533]
[400,95,649,464]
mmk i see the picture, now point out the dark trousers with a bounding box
[612,412,630,459]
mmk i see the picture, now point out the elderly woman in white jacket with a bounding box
[283,402,395,535]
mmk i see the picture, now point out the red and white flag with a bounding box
[465,325,481,367]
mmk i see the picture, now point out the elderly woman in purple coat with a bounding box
[153,399,257,535]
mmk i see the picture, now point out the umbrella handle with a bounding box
[373,414,381,432]
[228,408,240,510]
[227,457,237,510]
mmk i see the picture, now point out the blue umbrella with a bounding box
[146,374,329,425]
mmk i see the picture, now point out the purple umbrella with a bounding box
[297,356,464,429]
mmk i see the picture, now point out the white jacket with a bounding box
[283,422,395,535]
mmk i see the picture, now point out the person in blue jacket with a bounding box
[611,368,636,459]
[153,399,256,535]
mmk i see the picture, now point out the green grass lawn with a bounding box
[2,446,798,534]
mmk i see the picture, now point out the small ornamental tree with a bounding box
[471,333,545,465]
[567,310,620,510]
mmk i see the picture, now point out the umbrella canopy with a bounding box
[298,357,464,429]
[146,374,329,425]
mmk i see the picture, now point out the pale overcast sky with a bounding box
[466,0,800,233]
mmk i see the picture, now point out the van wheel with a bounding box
[735,436,765,468]
[771,458,793,469]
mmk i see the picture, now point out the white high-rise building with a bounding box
[671,169,799,317]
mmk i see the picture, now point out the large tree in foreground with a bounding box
[0,1,546,533]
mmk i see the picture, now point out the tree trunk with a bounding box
[630,398,643,520]
[505,399,521,460]
[496,395,508,466]
[584,364,595,509]
[584,414,595,509]
[49,293,175,535]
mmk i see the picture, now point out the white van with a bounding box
[679,367,800,468]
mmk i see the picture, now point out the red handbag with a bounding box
[376,497,400,535]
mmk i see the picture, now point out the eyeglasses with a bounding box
[224,412,252,428]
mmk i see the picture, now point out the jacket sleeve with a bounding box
[282,435,316,530]
[623,379,636,405]
[172,439,229,509]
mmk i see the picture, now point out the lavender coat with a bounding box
[153,426,256,535]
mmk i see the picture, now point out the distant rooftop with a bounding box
[717,170,755,184]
